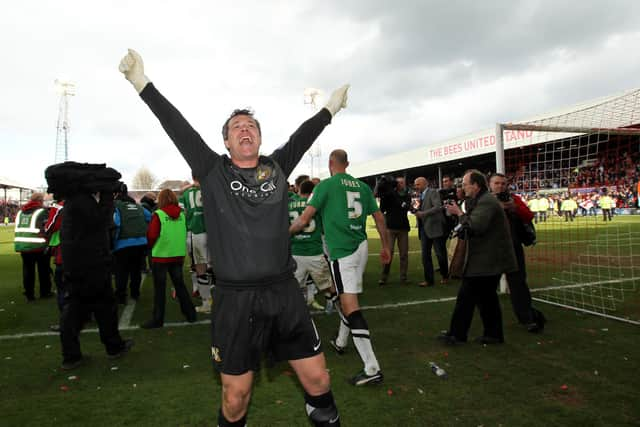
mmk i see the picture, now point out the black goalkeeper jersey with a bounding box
[140,84,332,287]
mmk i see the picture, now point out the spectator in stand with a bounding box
[142,189,197,329]
[14,193,52,301]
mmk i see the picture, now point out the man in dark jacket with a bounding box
[378,176,411,285]
[46,161,134,370]
[59,190,133,369]
[489,173,545,333]
[439,170,517,344]
[113,185,151,304]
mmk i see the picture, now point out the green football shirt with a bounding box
[180,186,206,234]
[308,173,378,260]
[288,193,323,256]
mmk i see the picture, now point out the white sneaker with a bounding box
[196,299,212,314]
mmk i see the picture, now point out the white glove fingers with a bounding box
[324,83,350,117]
[118,58,130,73]
[118,48,150,94]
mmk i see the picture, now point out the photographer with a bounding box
[46,161,133,370]
[489,173,546,333]
[376,176,411,285]
[439,170,517,345]
[439,175,458,237]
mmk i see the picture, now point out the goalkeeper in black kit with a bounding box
[120,49,346,427]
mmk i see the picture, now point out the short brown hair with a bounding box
[157,189,179,209]
[221,109,261,140]
[30,192,44,202]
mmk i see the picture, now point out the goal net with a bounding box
[499,87,640,325]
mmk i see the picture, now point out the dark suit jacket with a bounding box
[418,188,447,239]
[458,191,517,277]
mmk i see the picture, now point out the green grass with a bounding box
[0,224,639,426]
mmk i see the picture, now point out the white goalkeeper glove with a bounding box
[118,48,150,94]
[324,84,350,117]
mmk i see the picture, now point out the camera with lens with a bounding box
[439,188,457,204]
[374,175,397,199]
[496,191,511,202]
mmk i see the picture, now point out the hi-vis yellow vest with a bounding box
[14,208,47,252]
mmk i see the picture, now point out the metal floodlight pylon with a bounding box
[54,79,76,164]
[303,88,323,177]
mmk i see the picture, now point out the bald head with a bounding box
[329,149,349,175]
[330,149,348,165]
[413,177,427,193]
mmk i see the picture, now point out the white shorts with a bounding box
[329,240,368,295]
[293,254,332,292]
[187,232,209,265]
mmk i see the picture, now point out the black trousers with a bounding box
[506,244,535,325]
[113,245,146,300]
[448,275,503,341]
[150,261,196,325]
[20,251,52,299]
[419,228,449,283]
[59,270,125,362]
[54,264,64,312]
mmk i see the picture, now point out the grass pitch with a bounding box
[0,223,639,426]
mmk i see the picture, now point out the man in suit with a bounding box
[412,177,449,287]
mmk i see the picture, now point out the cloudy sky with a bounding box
[3,1,640,189]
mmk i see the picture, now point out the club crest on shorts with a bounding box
[211,346,222,362]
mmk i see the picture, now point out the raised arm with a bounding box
[271,85,350,176]
[119,49,217,178]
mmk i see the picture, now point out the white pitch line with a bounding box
[1,279,637,341]
[117,272,147,329]
[0,296,454,341]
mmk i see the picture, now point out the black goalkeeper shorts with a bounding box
[210,277,322,375]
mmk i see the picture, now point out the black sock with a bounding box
[305,390,340,426]
[217,408,246,427]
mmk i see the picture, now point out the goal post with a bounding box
[494,88,640,324]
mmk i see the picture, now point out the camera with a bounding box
[439,188,457,204]
[496,191,511,202]
[375,175,397,198]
